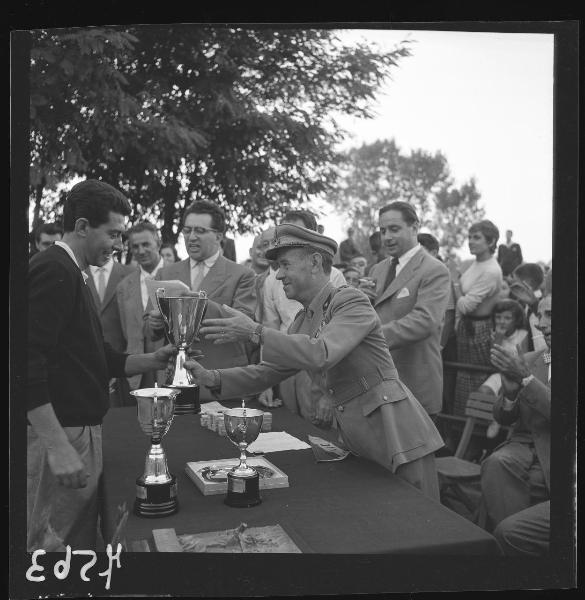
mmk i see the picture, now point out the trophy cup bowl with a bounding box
[131,386,179,517]
[156,288,208,415]
[223,407,264,507]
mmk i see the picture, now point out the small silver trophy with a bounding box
[156,288,208,414]
[131,386,179,517]
[223,404,264,507]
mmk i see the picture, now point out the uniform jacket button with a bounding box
[383,395,388,401]
[328,389,334,395]
[337,405,344,412]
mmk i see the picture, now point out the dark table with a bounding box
[101,404,500,554]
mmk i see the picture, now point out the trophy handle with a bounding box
[155,287,170,332]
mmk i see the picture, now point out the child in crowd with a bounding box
[342,266,361,288]
[478,299,529,438]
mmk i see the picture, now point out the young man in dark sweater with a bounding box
[27,179,175,551]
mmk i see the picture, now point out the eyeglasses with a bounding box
[181,226,219,237]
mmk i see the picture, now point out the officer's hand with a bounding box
[184,359,214,387]
[46,442,89,489]
[199,305,257,344]
[313,396,333,429]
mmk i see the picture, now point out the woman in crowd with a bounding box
[160,242,179,267]
[450,220,503,416]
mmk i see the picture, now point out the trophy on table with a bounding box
[131,386,180,517]
[223,404,264,507]
[156,288,208,415]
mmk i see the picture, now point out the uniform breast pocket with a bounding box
[361,379,409,416]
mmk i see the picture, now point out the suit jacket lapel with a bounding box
[200,255,227,296]
[531,353,549,385]
[375,248,423,306]
[101,263,124,311]
[128,271,146,327]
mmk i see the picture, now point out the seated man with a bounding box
[493,500,550,556]
[187,224,444,500]
[478,293,551,532]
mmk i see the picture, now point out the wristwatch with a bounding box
[249,324,264,345]
[521,374,535,387]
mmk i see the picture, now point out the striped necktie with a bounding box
[191,261,206,291]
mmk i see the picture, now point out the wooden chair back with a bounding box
[452,391,499,459]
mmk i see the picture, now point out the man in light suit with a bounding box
[363,202,450,416]
[186,224,444,499]
[85,255,135,406]
[116,222,166,394]
[479,293,551,538]
[148,200,257,400]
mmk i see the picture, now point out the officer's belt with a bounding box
[328,366,398,405]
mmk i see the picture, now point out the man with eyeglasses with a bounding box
[148,200,257,397]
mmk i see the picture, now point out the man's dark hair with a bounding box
[379,201,419,226]
[62,179,131,232]
[492,299,526,331]
[369,231,382,252]
[417,232,440,254]
[469,219,500,254]
[282,209,318,231]
[127,221,160,241]
[512,263,544,290]
[182,200,227,233]
[34,222,63,242]
[299,245,333,275]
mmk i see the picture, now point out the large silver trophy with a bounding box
[223,405,264,507]
[131,386,180,517]
[156,288,208,414]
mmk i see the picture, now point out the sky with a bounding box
[230,28,554,265]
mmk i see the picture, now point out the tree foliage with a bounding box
[29,26,411,242]
[331,139,485,256]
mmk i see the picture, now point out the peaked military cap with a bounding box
[265,223,338,260]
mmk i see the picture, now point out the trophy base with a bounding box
[171,386,201,415]
[134,475,179,517]
[224,471,262,508]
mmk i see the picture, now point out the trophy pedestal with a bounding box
[134,474,179,517]
[171,385,201,415]
[224,471,262,508]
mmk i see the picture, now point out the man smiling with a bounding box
[186,224,444,499]
[364,202,450,417]
[27,179,176,551]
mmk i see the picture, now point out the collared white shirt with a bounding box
[140,257,164,310]
[89,257,114,291]
[395,243,422,277]
[54,240,88,282]
[189,249,221,289]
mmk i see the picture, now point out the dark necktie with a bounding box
[383,257,400,290]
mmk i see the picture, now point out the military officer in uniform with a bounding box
[186,224,444,499]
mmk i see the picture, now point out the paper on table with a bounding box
[146,279,191,311]
[200,401,230,414]
[247,431,310,453]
